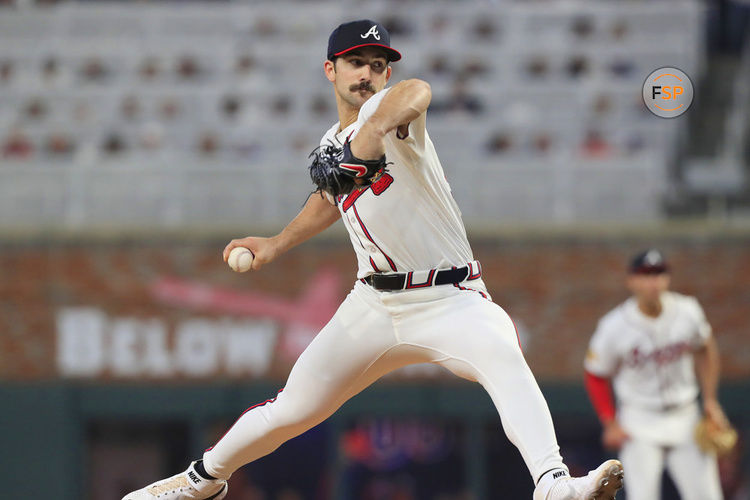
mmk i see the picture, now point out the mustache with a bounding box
[350,81,376,93]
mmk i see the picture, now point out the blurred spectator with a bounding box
[42,57,58,80]
[471,17,499,41]
[2,128,33,159]
[230,136,262,160]
[120,95,141,121]
[592,94,613,117]
[233,53,265,92]
[427,14,449,36]
[271,95,292,117]
[159,97,181,121]
[624,133,646,156]
[565,55,590,79]
[291,133,310,154]
[138,57,160,81]
[430,77,484,116]
[581,129,611,158]
[235,54,256,76]
[45,132,75,157]
[102,132,127,156]
[310,94,331,116]
[610,19,629,41]
[525,55,549,79]
[462,58,489,77]
[197,131,220,156]
[0,60,13,85]
[80,57,108,82]
[427,55,453,79]
[176,55,201,80]
[531,132,553,156]
[609,59,635,79]
[570,15,594,39]
[25,96,49,120]
[255,17,278,37]
[220,94,241,120]
[485,131,513,155]
[40,56,68,88]
[382,15,413,37]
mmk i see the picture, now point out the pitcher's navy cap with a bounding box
[629,249,669,274]
[327,19,402,62]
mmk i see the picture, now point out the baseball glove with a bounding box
[308,139,388,200]
[695,416,738,456]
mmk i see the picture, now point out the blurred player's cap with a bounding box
[327,19,402,62]
[629,249,669,275]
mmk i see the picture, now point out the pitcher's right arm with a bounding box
[223,193,340,271]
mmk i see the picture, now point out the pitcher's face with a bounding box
[627,273,670,304]
[325,47,391,110]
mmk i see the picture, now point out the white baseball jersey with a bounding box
[585,291,711,411]
[320,88,475,279]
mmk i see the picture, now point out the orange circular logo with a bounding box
[642,67,694,118]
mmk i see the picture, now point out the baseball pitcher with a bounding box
[584,249,732,500]
[124,20,623,500]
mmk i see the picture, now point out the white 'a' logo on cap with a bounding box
[645,249,661,265]
[361,25,381,40]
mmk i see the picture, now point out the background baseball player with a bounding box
[124,19,623,500]
[584,249,731,500]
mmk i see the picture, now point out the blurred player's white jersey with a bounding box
[585,291,711,411]
[320,88,474,279]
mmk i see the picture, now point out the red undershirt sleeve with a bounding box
[584,370,616,423]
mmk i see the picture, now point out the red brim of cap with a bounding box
[333,43,402,61]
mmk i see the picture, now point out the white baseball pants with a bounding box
[620,438,723,500]
[203,280,565,483]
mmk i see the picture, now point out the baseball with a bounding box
[228,247,254,273]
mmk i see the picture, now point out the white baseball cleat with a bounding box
[122,461,228,500]
[534,459,624,500]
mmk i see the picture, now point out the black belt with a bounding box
[362,261,481,291]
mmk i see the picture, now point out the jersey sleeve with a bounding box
[394,110,427,151]
[357,87,427,158]
[584,317,620,377]
[686,296,712,347]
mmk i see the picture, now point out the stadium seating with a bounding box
[0,1,704,229]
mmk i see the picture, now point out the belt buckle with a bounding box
[374,273,406,290]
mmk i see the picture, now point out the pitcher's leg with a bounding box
[203,290,400,479]
[419,295,564,482]
[619,439,663,500]
[666,440,723,500]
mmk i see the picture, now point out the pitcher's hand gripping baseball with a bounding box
[223,237,280,272]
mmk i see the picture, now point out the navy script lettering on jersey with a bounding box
[624,341,692,368]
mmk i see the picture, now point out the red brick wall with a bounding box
[1,237,748,381]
